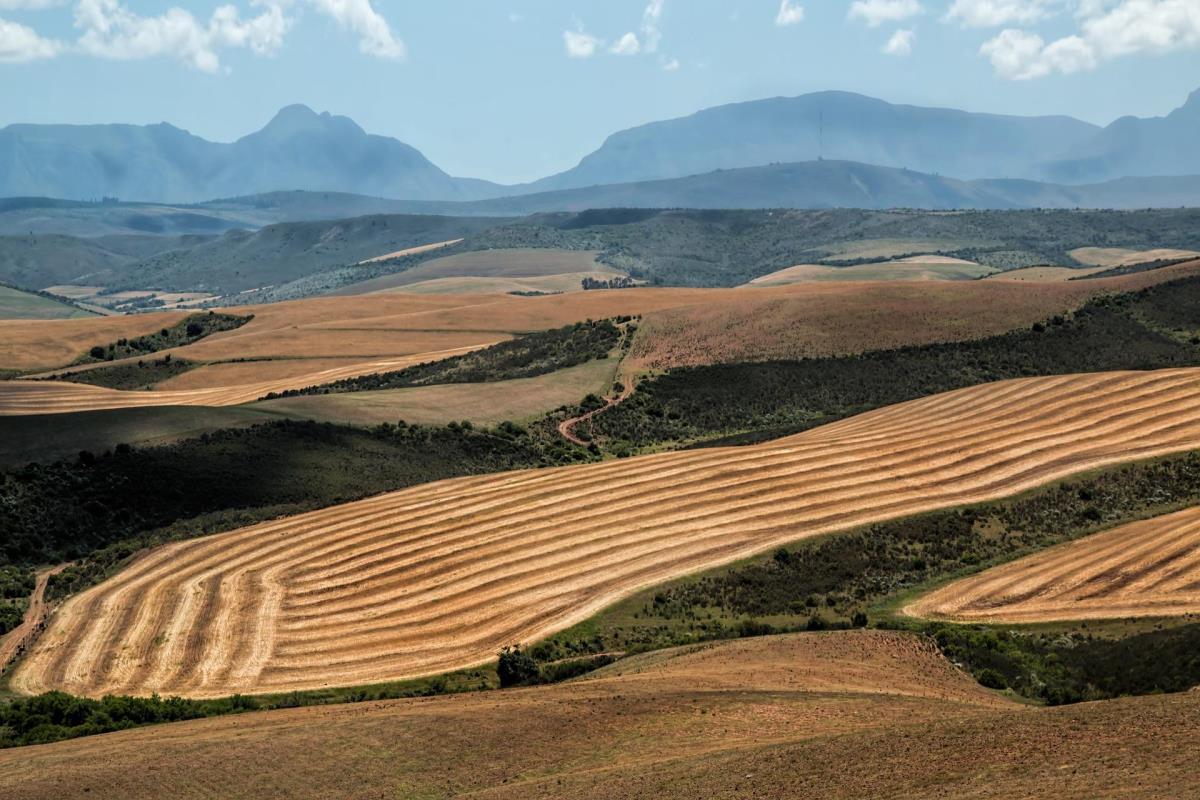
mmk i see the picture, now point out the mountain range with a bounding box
[1,88,1198,207]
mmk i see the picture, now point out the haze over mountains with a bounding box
[1,88,1198,209]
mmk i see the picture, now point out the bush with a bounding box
[497,645,540,688]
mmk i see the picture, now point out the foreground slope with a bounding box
[15,368,1200,698]
[5,630,1200,799]
[907,505,1200,623]
[0,631,1016,799]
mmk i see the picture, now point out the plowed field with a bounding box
[14,367,1200,698]
[906,505,1200,623]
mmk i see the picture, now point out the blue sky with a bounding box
[2,1,1199,184]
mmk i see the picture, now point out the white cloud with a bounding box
[0,15,60,61]
[848,0,923,27]
[73,0,290,73]
[609,31,640,55]
[309,0,404,60]
[641,0,664,52]
[0,0,64,8]
[776,0,805,26]
[563,27,602,58]
[883,27,916,54]
[944,0,1050,27]
[660,55,679,70]
[981,0,1200,79]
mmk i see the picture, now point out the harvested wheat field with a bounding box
[984,265,1109,282]
[6,630,1200,800]
[906,505,1200,624]
[330,248,615,296]
[746,257,994,286]
[0,345,491,415]
[1070,246,1200,267]
[15,367,1200,698]
[629,261,1200,370]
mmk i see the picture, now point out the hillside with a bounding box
[0,285,94,320]
[0,105,502,203]
[109,214,506,294]
[15,367,1200,698]
[456,161,1200,215]
[520,90,1098,191]
[1044,88,1200,183]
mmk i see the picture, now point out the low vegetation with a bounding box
[73,312,251,365]
[532,451,1200,660]
[43,355,200,390]
[266,319,628,398]
[0,418,591,600]
[583,275,1200,450]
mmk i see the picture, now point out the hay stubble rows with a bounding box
[14,367,1200,699]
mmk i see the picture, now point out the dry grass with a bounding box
[631,262,1200,371]
[1070,247,1200,267]
[0,630,1028,800]
[906,505,1200,624]
[985,266,1108,282]
[746,259,993,286]
[387,271,620,295]
[355,238,463,264]
[0,346,492,415]
[0,312,190,371]
[14,367,1200,698]
[331,248,615,296]
[7,630,1200,799]
[253,357,619,427]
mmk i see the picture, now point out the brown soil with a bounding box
[4,629,1200,799]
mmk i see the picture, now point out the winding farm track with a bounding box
[906,505,1200,623]
[0,344,492,415]
[0,564,69,673]
[14,367,1200,698]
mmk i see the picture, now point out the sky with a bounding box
[2,0,1199,184]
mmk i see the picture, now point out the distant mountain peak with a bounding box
[257,104,365,139]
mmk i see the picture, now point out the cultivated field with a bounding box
[1070,246,1200,267]
[0,346,492,415]
[331,248,617,296]
[984,265,1108,282]
[628,262,1200,370]
[15,367,1200,698]
[6,629,1200,799]
[746,256,994,286]
[355,237,463,264]
[906,505,1200,624]
[0,285,94,320]
[254,357,619,427]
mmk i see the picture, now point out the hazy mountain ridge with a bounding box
[0,106,504,204]
[519,91,1102,192]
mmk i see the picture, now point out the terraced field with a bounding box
[14,367,1200,699]
[0,345,492,415]
[906,505,1200,623]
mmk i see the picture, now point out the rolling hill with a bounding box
[14,367,1200,698]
